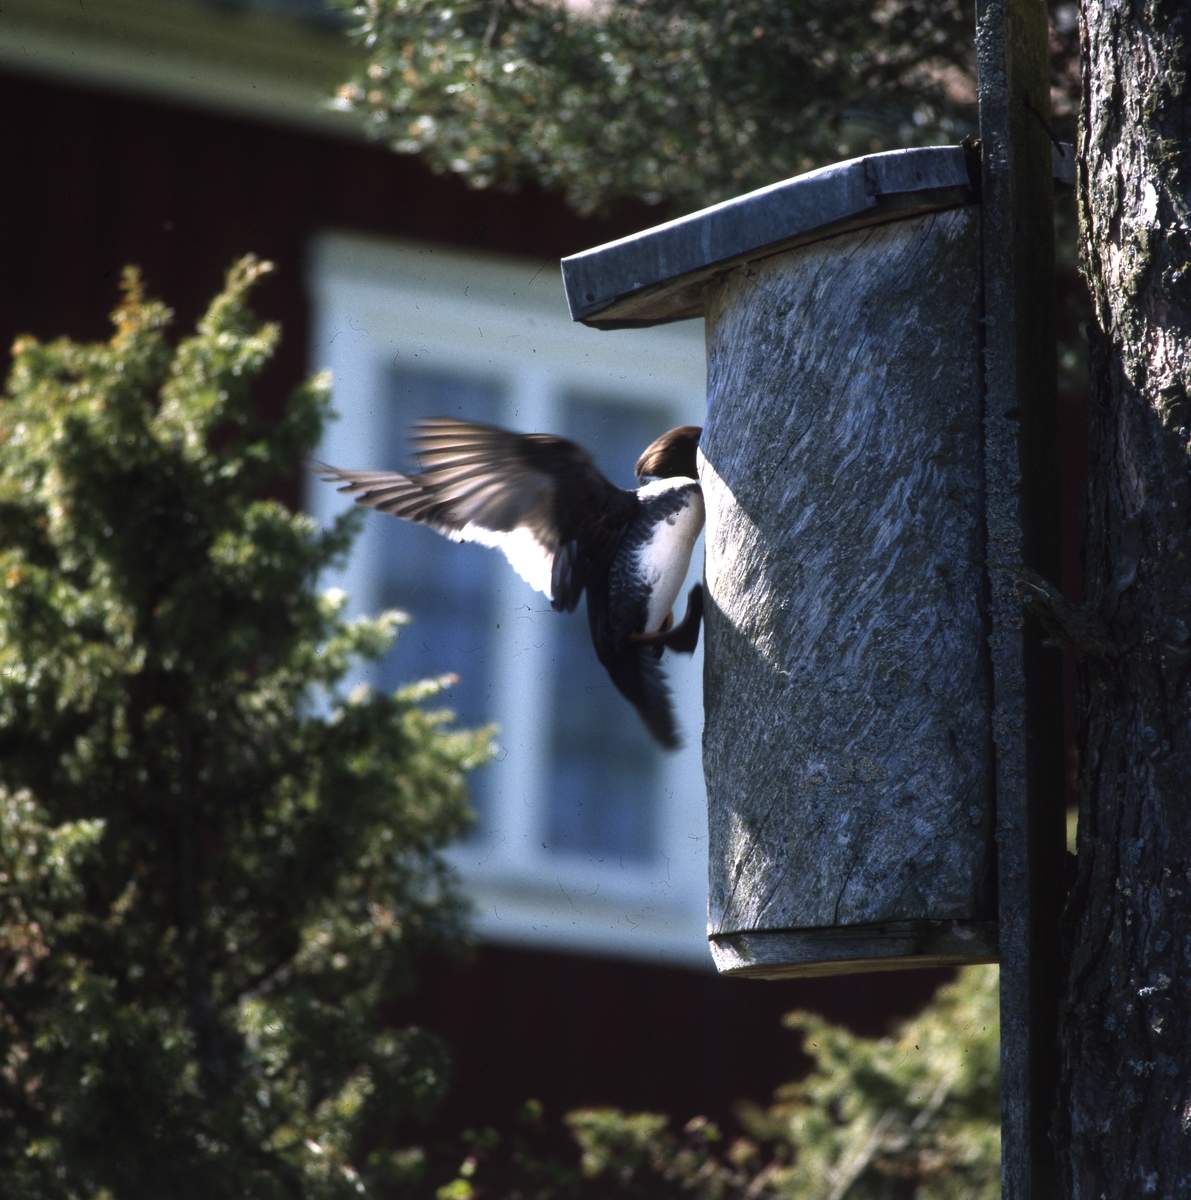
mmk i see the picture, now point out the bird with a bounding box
[314,418,705,748]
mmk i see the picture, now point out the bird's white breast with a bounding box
[635,479,705,632]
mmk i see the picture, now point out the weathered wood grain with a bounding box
[711,918,999,980]
[700,207,996,973]
[976,1,1065,1196]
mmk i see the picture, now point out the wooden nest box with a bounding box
[562,143,1074,979]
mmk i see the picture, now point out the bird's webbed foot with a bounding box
[629,584,703,655]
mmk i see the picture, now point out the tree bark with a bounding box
[1058,3,1191,1193]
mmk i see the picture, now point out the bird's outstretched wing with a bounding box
[314,418,638,612]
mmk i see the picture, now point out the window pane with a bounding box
[374,369,500,755]
[545,398,668,861]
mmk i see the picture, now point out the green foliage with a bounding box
[421,967,1000,1199]
[330,0,977,217]
[332,2,1084,219]
[749,964,1000,1199]
[0,259,490,1198]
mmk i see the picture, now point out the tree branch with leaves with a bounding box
[0,259,490,1199]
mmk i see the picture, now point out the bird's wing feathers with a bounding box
[315,418,636,611]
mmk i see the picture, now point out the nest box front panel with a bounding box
[700,207,994,967]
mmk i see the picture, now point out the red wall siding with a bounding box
[396,946,951,1138]
[0,70,651,438]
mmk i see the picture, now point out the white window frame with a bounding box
[305,231,712,969]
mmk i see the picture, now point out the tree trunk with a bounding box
[1058,3,1191,1193]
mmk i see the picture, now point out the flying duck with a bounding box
[315,418,705,748]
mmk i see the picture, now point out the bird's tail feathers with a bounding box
[603,646,680,750]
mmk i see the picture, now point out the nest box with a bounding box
[561,143,1074,978]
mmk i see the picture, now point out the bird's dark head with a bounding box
[635,425,702,484]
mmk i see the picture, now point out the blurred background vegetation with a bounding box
[328,0,1078,218]
[0,260,487,1197]
[426,966,1000,1200]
